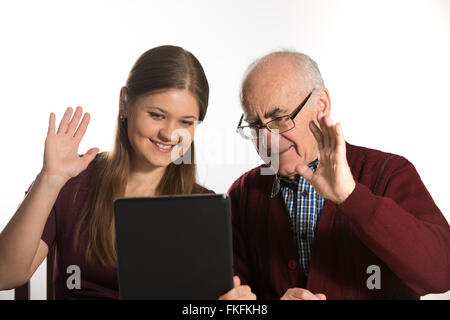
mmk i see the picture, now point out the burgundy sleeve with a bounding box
[338,158,450,295]
[25,181,56,249]
[227,177,253,287]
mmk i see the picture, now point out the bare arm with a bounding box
[0,172,65,289]
[0,107,98,290]
[0,240,50,290]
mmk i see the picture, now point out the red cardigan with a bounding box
[228,142,450,299]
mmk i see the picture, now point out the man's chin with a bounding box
[275,166,297,178]
[276,159,308,178]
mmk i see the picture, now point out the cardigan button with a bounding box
[288,259,298,270]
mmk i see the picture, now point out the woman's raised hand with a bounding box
[41,106,99,183]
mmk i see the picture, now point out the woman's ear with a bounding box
[119,86,129,115]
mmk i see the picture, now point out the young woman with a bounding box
[0,45,254,300]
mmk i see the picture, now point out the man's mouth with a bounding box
[149,138,176,153]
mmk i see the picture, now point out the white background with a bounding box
[0,0,449,300]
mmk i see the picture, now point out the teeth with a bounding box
[155,142,172,150]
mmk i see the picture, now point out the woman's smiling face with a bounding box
[124,89,200,168]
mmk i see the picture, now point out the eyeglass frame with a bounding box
[236,89,315,139]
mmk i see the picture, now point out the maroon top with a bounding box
[228,142,450,299]
[26,160,213,300]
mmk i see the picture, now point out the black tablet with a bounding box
[113,194,234,300]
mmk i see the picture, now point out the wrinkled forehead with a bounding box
[242,57,308,117]
[242,79,306,121]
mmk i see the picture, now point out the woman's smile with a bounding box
[149,138,176,153]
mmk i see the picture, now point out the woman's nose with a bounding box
[158,122,190,145]
[158,127,175,143]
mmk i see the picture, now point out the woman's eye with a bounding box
[149,112,164,120]
[181,120,194,126]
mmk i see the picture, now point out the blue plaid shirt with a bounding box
[271,159,325,276]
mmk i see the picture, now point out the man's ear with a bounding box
[316,88,331,116]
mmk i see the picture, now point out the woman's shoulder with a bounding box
[194,183,215,194]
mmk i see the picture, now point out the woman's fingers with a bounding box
[51,107,91,142]
[48,112,56,135]
[81,147,100,168]
[66,106,83,136]
[73,112,91,142]
[57,107,74,134]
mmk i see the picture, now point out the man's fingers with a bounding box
[335,122,345,146]
[295,163,314,182]
[317,112,330,148]
[219,284,253,300]
[324,116,337,151]
[234,292,257,300]
[315,293,327,300]
[285,288,320,300]
[293,289,319,300]
[335,122,347,162]
[309,121,324,150]
[236,285,252,297]
[233,276,241,288]
[297,290,320,300]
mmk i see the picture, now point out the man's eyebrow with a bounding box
[264,107,288,119]
[244,114,260,123]
[244,107,288,124]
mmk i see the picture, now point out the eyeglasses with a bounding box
[236,89,315,140]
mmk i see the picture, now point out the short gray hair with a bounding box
[240,50,325,107]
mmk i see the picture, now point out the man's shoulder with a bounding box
[346,142,413,177]
[228,164,273,195]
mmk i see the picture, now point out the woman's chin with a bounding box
[139,153,171,169]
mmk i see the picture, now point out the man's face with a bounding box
[243,62,325,177]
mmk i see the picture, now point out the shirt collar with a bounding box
[271,158,319,198]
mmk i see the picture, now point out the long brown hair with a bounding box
[73,45,209,267]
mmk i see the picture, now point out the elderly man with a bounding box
[229,51,450,300]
